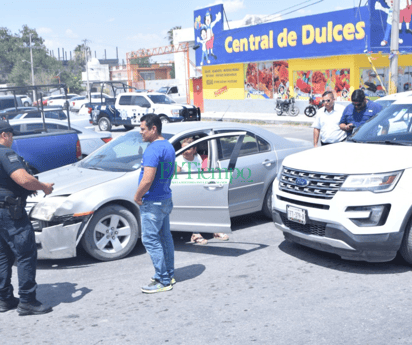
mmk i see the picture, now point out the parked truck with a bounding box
[84,82,200,131]
[3,85,82,173]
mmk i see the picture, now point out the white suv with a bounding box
[272,98,412,264]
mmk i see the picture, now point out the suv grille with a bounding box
[279,167,347,199]
[280,213,326,237]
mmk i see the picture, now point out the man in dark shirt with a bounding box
[0,120,54,315]
[339,89,383,136]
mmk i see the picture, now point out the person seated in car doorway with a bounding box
[339,89,383,136]
[176,137,229,245]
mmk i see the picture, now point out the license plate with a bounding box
[287,205,306,225]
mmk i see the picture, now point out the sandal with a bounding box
[213,233,229,241]
[191,234,208,245]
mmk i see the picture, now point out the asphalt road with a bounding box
[3,124,411,345]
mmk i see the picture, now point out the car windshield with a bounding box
[350,103,412,145]
[78,132,150,172]
[157,87,168,93]
[147,94,175,104]
[375,99,395,110]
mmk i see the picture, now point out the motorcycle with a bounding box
[304,94,324,117]
[275,97,299,116]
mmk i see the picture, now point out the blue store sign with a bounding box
[194,5,370,67]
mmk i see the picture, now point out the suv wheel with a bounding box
[98,117,111,131]
[159,116,169,124]
[400,218,412,264]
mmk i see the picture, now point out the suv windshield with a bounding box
[351,103,412,145]
[147,94,175,104]
[79,132,150,172]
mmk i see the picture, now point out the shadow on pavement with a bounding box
[278,240,411,274]
[231,213,271,231]
[36,282,92,308]
[174,264,206,283]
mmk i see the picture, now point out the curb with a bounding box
[201,116,313,127]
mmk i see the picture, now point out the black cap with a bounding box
[0,120,14,134]
[351,89,366,103]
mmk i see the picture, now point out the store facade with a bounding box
[193,1,412,112]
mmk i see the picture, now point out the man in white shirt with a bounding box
[312,91,347,147]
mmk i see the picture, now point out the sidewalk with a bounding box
[201,111,314,126]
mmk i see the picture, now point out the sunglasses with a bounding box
[324,99,333,103]
[352,102,363,107]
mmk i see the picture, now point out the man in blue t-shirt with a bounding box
[339,89,383,136]
[134,114,176,294]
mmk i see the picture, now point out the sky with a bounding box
[1,0,361,64]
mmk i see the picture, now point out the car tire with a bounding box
[399,218,412,264]
[24,101,29,107]
[124,125,134,131]
[81,205,139,261]
[159,115,169,124]
[98,117,111,131]
[262,183,273,219]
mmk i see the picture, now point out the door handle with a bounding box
[204,182,224,190]
[262,159,276,166]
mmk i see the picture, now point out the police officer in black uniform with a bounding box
[0,120,54,315]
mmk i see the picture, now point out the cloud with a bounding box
[107,18,115,22]
[65,29,78,39]
[202,0,245,13]
[37,27,53,35]
[298,9,312,15]
[127,33,162,42]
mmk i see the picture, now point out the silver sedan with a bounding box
[27,122,311,261]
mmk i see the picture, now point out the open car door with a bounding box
[170,132,246,233]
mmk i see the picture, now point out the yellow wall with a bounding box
[202,63,244,100]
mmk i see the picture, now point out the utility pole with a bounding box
[83,39,90,98]
[29,34,36,101]
[389,0,400,94]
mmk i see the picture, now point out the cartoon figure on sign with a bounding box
[197,28,209,65]
[375,0,409,46]
[203,10,222,60]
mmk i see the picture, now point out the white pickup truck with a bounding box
[90,92,201,131]
[272,97,412,264]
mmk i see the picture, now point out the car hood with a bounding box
[31,164,126,199]
[282,142,412,174]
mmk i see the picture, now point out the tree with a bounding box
[130,53,152,66]
[165,26,182,45]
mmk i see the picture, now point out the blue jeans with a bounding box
[0,208,37,303]
[140,198,174,285]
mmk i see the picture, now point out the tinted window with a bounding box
[0,99,16,110]
[216,131,259,159]
[25,112,41,118]
[170,87,178,94]
[119,95,132,105]
[147,95,175,104]
[257,136,270,152]
[134,96,151,107]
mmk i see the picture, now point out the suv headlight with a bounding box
[340,170,403,193]
[30,197,73,221]
[171,109,180,116]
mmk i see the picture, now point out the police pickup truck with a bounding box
[89,92,201,131]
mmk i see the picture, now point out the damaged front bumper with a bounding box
[30,214,91,260]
